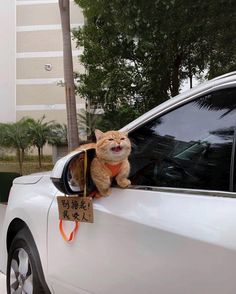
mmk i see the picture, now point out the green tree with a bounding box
[27,116,65,168]
[205,1,236,79]
[96,103,140,131]
[48,123,68,146]
[77,108,102,139]
[0,119,32,174]
[73,0,236,122]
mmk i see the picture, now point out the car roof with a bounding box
[211,71,236,81]
[122,71,236,132]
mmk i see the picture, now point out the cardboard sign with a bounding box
[57,196,94,223]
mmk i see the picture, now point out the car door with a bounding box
[47,87,236,294]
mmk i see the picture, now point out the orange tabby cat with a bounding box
[71,129,131,197]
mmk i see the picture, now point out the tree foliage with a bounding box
[96,103,140,131]
[0,118,32,174]
[73,0,236,129]
[77,109,102,140]
[0,117,66,172]
[27,116,65,168]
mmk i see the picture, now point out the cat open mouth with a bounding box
[111,146,123,153]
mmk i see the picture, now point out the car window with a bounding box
[129,88,236,192]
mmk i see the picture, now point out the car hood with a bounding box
[13,171,51,185]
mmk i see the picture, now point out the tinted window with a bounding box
[129,88,236,192]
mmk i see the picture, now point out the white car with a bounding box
[1,72,236,294]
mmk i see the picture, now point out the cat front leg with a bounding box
[116,160,131,188]
[95,183,111,197]
[91,173,111,196]
[96,180,112,197]
[91,158,112,196]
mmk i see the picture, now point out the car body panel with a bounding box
[13,173,44,184]
[47,187,236,294]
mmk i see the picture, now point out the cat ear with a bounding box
[122,131,129,137]
[95,129,104,141]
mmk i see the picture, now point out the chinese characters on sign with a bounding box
[57,196,94,223]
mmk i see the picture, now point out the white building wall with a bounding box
[16,0,85,125]
[0,1,16,122]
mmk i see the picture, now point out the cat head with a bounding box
[95,129,131,162]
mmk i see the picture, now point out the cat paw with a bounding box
[117,178,131,188]
[100,188,112,197]
[93,191,102,198]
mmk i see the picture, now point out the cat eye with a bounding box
[120,138,125,140]
[108,138,114,141]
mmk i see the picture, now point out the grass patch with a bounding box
[0,155,52,163]
[0,160,54,175]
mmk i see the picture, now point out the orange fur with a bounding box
[71,130,131,197]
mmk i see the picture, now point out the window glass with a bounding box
[129,88,236,192]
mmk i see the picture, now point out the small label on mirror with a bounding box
[57,196,94,223]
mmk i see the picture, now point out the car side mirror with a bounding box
[50,148,95,195]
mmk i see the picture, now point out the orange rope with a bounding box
[59,219,80,242]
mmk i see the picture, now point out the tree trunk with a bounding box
[171,54,182,97]
[188,60,193,89]
[17,149,23,175]
[59,0,79,151]
[22,149,25,163]
[38,147,42,169]
[189,75,193,89]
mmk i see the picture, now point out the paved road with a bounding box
[0,272,6,293]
